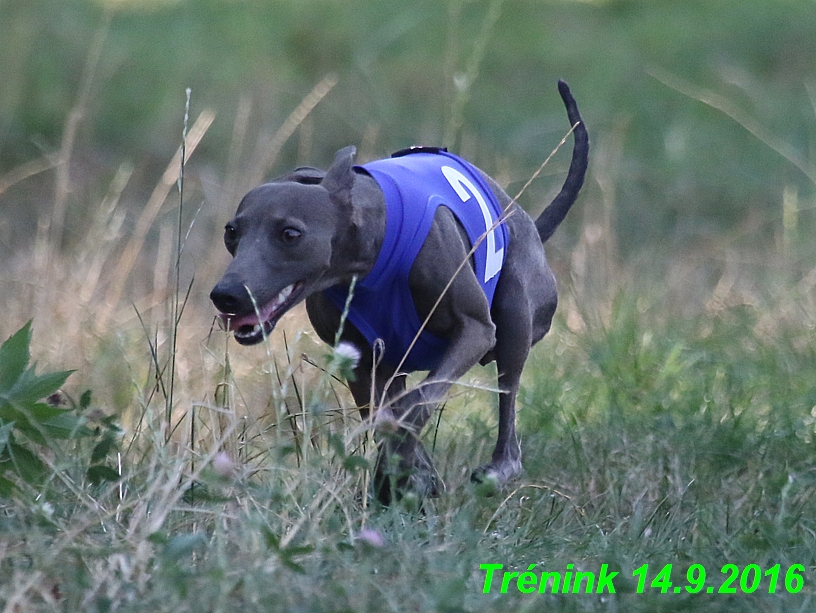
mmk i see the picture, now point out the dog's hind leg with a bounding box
[470,366,524,484]
[470,283,535,484]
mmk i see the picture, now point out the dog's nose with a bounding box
[210,282,246,314]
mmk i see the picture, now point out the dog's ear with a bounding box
[323,146,357,206]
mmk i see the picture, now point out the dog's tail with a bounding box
[535,80,589,243]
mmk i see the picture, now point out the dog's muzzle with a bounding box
[211,281,304,345]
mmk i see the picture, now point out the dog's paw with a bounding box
[374,441,444,505]
[407,466,444,500]
[470,458,523,486]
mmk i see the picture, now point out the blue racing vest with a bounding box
[324,148,509,371]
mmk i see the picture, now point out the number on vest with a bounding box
[440,166,504,283]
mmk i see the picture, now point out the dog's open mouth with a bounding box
[219,281,304,345]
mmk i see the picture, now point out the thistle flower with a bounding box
[327,341,361,381]
[212,452,236,478]
[357,528,384,548]
[334,342,361,368]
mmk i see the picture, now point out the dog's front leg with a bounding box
[381,320,494,430]
[375,315,496,503]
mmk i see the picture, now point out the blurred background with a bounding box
[0,0,814,411]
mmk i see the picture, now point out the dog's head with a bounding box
[210,146,362,345]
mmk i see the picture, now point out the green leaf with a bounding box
[0,402,65,424]
[280,556,306,574]
[282,544,315,557]
[42,411,86,439]
[19,401,65,422]
[0,406,47,446]
[0,402,85,442]
[91,436,116,463]
[0,322,31,394]
[79,389,92,409]
[278,544,314,574]
[7,441,47,486]
[343,455,370,472]
[87,465,120,485]
[262,527,280,551]
[0,473,17,497]
[100,414,120,430]
[148,531,169,545]
[8,368,74,405]
[328,433,346,458]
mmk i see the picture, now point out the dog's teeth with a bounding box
[235,323,261,339]
[273,284,294,308]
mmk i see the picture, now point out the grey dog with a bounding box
[210,80,588,503]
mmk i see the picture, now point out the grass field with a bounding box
[2,1,816,611]
[2,164,815,611]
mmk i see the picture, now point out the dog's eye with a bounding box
[281,227,302,243]
[224,223,238,252]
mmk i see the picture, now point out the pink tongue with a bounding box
[219,311,260,329]
[220,298,277,330]
[218,284,296,329]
